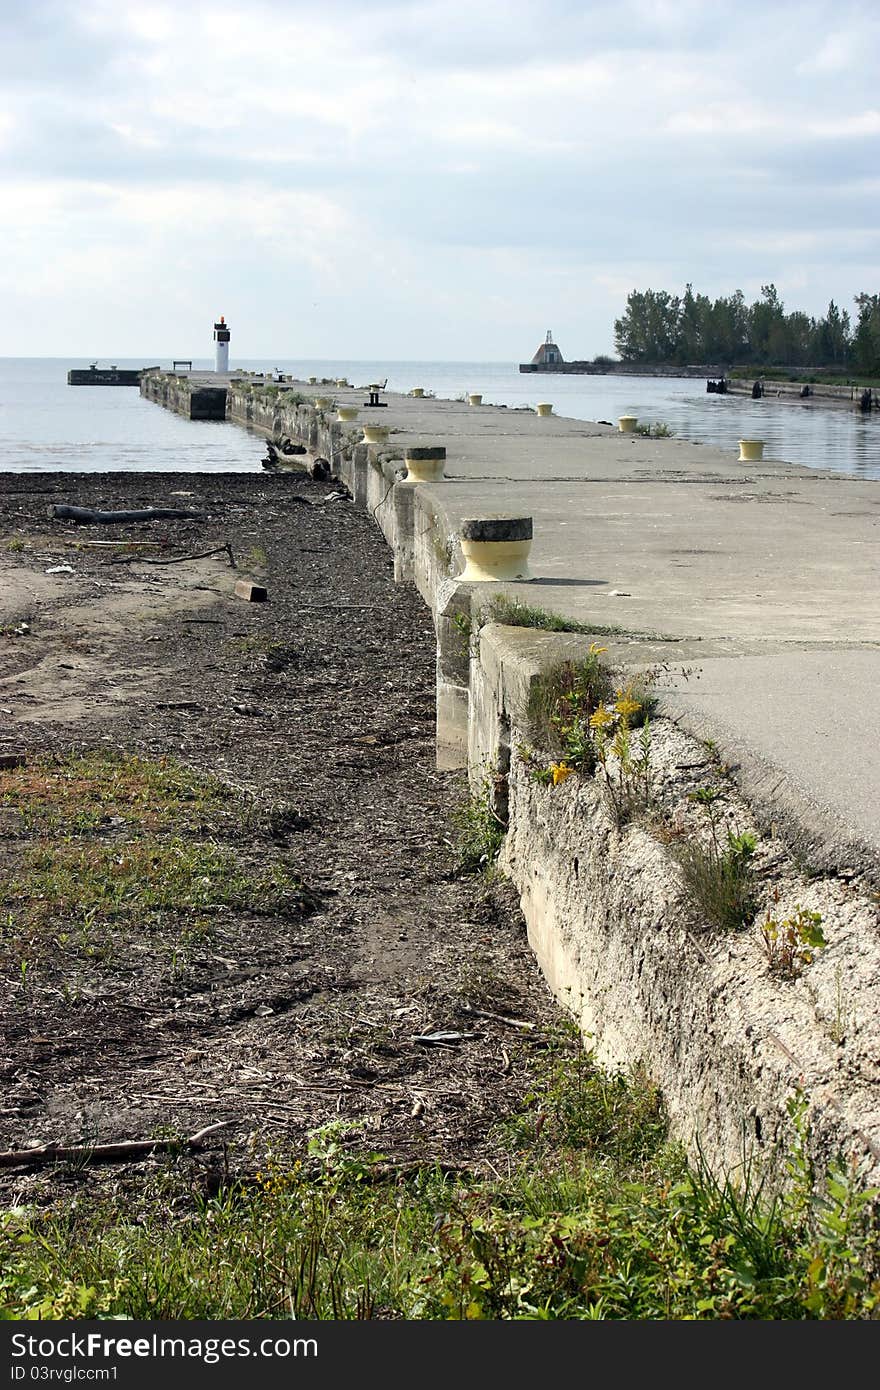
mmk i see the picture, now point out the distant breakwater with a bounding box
[519,361,716,377]
[725,377,878,410]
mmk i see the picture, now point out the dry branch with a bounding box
[110,544,235,568]
[0,1121,233,1170]
[51,505,204,524]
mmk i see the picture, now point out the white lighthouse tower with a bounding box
[213,315,230,373]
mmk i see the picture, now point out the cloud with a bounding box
[1,0,879,356]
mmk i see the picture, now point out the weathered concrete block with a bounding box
[234,579,267,603]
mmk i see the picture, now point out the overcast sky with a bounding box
[1,0,878,360]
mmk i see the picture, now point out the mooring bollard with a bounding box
[468,393,483,406]
[410,387,425,398]
[314,397,331,410]
[404,446,446,482]
[618,415,638,433]
[535,402,553,416]
[458,516,533,582]
[738,438,765,461]
[361,424,390,446]
[337,405,359,422]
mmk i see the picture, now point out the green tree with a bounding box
[852,293,880,375]
[780,311,815,367]
[704,291,750,363]
[614,289,682,362]
[748,284,786,360]
[813,300,851,366]
[675,284,713,365]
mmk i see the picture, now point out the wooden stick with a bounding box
[462,1006,535,1031]
[110,545,235,568]
[63,540,158,550]
[0,1120,233,1170]
[51,505,204,524]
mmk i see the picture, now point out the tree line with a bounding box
[613,284,880,374]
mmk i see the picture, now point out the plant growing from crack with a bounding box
[590,690,653,828]
[672,786,757,930]
[633,420,675,438]
[525,650,654,825]
[759,905,826,979]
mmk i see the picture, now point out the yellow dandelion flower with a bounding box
[551,762,575,785]
[589,704,615,729]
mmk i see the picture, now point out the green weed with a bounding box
[489,596,624,637]
[759,905,826,979]
[633,421,675,437]
[3,1067,878,1319]
[672,787,757,930]
[452,776,507,873]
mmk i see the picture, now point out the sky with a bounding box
[1,0,878,360]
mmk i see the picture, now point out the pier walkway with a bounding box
[147,372,880,870]
[335,383,878,870]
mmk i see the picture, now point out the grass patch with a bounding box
[0,752,230,834]
[0,751,311,982]
[451,777,507,873]
[489,595,625,638]
[501,1025,668,1167]
[632,420,675,437]
[729,367,880,387]
[2,1052,877,1319]
[9,839,301,927]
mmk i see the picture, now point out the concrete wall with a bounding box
[466,624,880,1198]
[140,372,226,420]
[725,378,877,407]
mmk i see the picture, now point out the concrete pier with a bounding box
[141,368,880,1201]
[68,365,144,386]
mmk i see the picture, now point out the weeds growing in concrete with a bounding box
[633,421,675,438]
[527,648,615,774]
[489,595,625,637]
[526,651,655,825]
[759,904,826,979]
[592,704,653,828]
[672,787,757,930]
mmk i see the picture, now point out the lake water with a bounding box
[2,357,879,479]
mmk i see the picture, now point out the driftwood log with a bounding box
[51,505,204,524]
[0,1121,233,1170]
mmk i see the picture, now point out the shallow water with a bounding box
[2,357,878,479]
